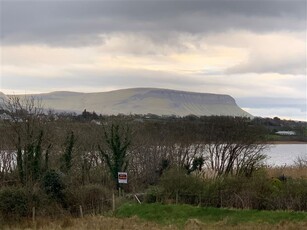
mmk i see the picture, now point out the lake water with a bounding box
[264,144,307,166]
[1,144,306,169]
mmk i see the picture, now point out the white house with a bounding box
[275,131,296,136]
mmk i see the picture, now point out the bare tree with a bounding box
[202,117,268,177]
[0,95,50,185]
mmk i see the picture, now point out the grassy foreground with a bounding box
[116,203,307,228]
[2,204,307,229]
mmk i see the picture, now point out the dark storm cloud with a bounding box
[1,0,306,46]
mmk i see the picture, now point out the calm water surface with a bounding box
[265,144,307,166]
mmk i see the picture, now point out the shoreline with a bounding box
[267,141,307,144]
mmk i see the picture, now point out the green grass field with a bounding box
[116,203,307,228]
[2,203,307,229]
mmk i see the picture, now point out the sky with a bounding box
[0,0,306,121]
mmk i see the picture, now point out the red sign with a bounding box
[118,172,128,184]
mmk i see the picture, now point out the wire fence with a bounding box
[29,192,141,221]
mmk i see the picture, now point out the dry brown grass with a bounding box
[2,216,175,230]
[265,166,307,179]
[2,216,307,230]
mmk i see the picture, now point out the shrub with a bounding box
[145,186,164,203]
[158,168,205,204]
[0,187,29,220]
[42,170,65,200]
[66,184,113,215]
[199,171,274,209]
[270,178,307,211]
[42,170,66,207]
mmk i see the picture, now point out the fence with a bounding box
[29,191,143,221]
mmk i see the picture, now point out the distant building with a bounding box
[91,120,102,125]
[275,131,296,136]
[0,113,12,121]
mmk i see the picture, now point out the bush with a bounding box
[145,186,164,203]
[42,170,65,201]
[146,167,307,211]
[0,187,29,220]
[200,171,275,209]
[158,168,205,204]
[65,184,113,216]
[42,170,73,210]
[269,178,307,211]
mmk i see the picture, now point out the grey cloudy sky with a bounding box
[0,0,306,120]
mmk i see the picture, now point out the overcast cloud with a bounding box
[0,0,306,120]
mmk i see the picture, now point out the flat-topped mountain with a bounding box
[2,88,252,117]
[0,92,7,99]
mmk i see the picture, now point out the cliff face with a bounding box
[5,88,252,117]
[0,92,7,104]
[0,92,6,99]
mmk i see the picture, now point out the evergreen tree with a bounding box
[61,131,75,174]
[99,124,131,189]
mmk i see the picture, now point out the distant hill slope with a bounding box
[0,92,7,105]
[3,88,252,117]
[0,92,7,99]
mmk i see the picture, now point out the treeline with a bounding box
[49,110,307,142]
[146,168,307,211]
[0,99,268,188]
[0,96,306,222]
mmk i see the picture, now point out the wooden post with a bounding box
[79,205,83,218]
[176,191,179,204]
[32,207,35,222]
[112,193,115,212]
[199,193,202,207]
[134,194,142,204]
[118,187,121,197]
[101,198,104,213]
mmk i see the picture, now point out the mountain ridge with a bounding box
[1,88,252,117]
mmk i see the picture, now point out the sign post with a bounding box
[118,172,127,197]
[118,172,128,184]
